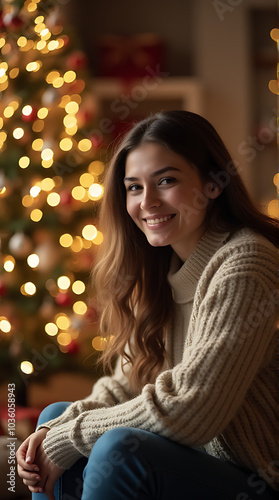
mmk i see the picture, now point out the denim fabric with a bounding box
[32,402,277,500]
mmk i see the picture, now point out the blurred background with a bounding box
[0,1,278,487]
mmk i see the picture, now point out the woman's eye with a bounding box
[127,184,142,192]
[159,177,176,185]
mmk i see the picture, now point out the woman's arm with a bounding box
[39,243,278,470]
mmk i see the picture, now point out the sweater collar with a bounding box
[167,230,230,304]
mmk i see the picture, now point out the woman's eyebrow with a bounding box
[124,166,181,182]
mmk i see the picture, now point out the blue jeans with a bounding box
[32,402,277,500]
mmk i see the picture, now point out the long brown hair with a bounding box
[93,110,279,389]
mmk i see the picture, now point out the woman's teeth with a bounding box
[146,216,172,225]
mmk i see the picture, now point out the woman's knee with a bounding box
[92,427,149,461]
[36,401,71,427]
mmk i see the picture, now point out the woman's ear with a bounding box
[205,182,223,200]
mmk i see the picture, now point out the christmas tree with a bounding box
[0,0,106,405]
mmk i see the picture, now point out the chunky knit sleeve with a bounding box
[41,235,278,471]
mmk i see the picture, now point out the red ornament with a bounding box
[5,14,24,30]
[90,134,103,149]
[68,79,85,94]
[0,279,8,297]
[22,107,38,122]
[67,51,88,71]
[59,190,73,207]
[76,109,94,128]
[0,11,4,29]
[85,306,99,323]
[55,292,73,307]
[67,340,79,355]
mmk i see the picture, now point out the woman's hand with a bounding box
[16,428,64,500]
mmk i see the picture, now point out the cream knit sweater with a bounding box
[38,228,279,490]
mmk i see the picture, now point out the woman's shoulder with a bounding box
[209,227,279,279]
[223,227,278,257]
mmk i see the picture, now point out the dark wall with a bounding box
[64,0,194,76]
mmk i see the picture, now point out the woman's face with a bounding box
[124,142,217,261]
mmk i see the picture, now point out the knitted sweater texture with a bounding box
[38,228,279,490]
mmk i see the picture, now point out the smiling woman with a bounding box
[124,142,221,260]
[17,111,279,500]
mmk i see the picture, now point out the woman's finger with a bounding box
[23,477,40,487]
[20,469,41,483]
[28,485,44,494]
[16,438,39,471]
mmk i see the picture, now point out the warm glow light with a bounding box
[22,105,33,116]
[57,332,72,346]
[37,107,48,119]
[0,319,11,333]
[26,61,42,72]
[19,156,30,169]
[40,28,50,38]
[47,192,60,207]
[30,185,41,197]
[46,71,60,84]
[79,173,95,188]
[0,38,5,49]
[59,95,71,108]
[30,209,43,222]
[270,28,279,42]
[267,199,279,218]
[57,276,71,290]
[59,233,73,247]
[32,120,44,132]
[17,36,27,48]
[45,322,58,336]
[32,138,44,151]
[71,236,83,253]
[3,256,15,272]
[65,101,79,114]
[63,70,76,83]
[20,361,34,374]
[22,195,33,207]
[56,314,71,330]
[13,127,24,139]
[48,40,59,51]
[73,301,87,315]
[4,106,15,118]
[63,115,77,128]
[9,68,19,79]
[78,138,92,152]
[92,231,104,246]
[35,15,44,24]
[273,173,279,187]
[71,186,86,200]
[27,254,40,268]
[88,161,105,175]
[0,131,7,143]
[59,138,73,151]
[82,238,92,249]
[92,336,107,351]
[72,280,86,295]
[88,183,104,200]
[82,224,98,241]
[65,125,78,136]
[41,178,55,191]
[27,2,37,12]
[41,148,54,161]
[41,159,53,168]
[23,282,36,295]
[53,77,64,88]
[36,40,47,50]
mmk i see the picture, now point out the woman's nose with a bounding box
[140,188,161,211]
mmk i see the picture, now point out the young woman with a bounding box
[17,111,279,499]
